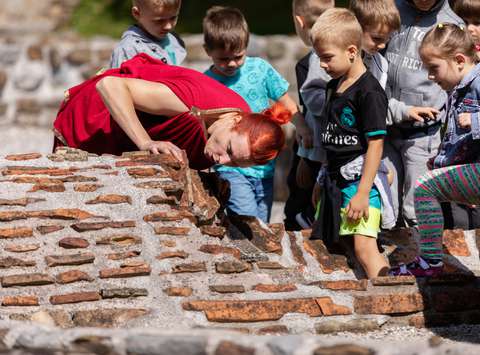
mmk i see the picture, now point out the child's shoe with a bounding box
[388,256,443,277]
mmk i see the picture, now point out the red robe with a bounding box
[53,53,251,170]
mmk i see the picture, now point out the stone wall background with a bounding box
[0,0,308,202]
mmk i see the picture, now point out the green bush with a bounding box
[71,0,349,38]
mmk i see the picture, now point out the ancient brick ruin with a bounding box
[0,148,479,354]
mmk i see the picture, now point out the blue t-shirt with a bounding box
[204,57,289,178]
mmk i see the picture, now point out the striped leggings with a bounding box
[415,163,480,260]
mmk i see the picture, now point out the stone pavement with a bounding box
[0,148,480,354]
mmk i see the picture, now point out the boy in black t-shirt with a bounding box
[310,8,389,278]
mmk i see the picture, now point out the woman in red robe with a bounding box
[54,54,289,170]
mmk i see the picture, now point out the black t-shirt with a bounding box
[321,71,387,172]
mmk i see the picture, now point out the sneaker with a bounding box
[295,211,313,229]
[388,256,443,277]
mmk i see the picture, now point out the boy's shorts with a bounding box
[339,182,381,238]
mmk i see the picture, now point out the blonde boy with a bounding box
[110,0,186,68]
[311,8,390,278]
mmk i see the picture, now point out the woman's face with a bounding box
[204,113,252,167]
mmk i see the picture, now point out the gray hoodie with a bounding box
[110,25,186,68]
[385,0,462,130]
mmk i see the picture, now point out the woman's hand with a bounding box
[458,113,472,129]
[345,192,370,222]
[296,158,314,189]
[139,140,185,162]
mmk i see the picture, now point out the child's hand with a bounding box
[295,122,313,149]
[296,158,314,189]
[407,106,439,123]
[345,192,370,222]
[312,181,322,208]
[458,113,472,129]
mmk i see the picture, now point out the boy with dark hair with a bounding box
[203,6,308,223]
[110,0,186,68]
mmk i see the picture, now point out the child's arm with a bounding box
[277,93,313,149]
[388,98,439,124]
[346,137,383,221]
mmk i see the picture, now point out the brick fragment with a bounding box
[0,257,36,268]
[59,237,89,249]
[354,293,425,314]
[146,195,177,205]
[99,265,151,279]
[0,227,33,239]
[2,166,78,176]
[56,270,93,284]
[214,341,255,355]
[315,319,380,334]
[161,240,176,247]
[256,261,284,269]
[71,221,135,232]
[74,184,103,192]
[4,243,40,253]
[154,226,191,235]
[2,296,39,306]
[164,287,193,297]
[11,175,97,184]
[215,261,252,274]
[371,276,416,286]
[172,262,207,273]
[303,239,350,274]
[50,291,101,305]
[443,229,470,256]
[313,344,374,355]
[134,181,184,198]
[37,225,64,234]
[120,260,148,268]
[86,194,132,205]
[45,252,95,267]
[0,209,96,222]
[127,167,169,178]
[96,234,141,246]
[0,197,45,206]
[253,284,297,293]
[107,250,141,260]
[256,325,289,335]
[5,153,42,161]
[310,280,368,291]
[199,244,241,259]
[1,273,54,287]
[209,285,245,294]
[200,225,226,239]
[183,297,352,322]
[156,251,188,260]
[229,216,282,254]
[116,153,182,168]
[29,183,66,192]
[101,288,148,299]
[144,210,196,223]
[72,308,149,327]
[287,231,307,266]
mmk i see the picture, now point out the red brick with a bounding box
[116,154,183,169]
[183,297,352,322]
[144,210,196,223]
[228,216,282,254]
[156,251,189,260]
[45,252,95,267]
[200,225,226,239]
[256,325,289,335]
[99,265,151,279]
[107,250,141,260]
[50,291,101,305]
[214,341,255,355]
[36,225,64,234]
[2,296,39,306]
[310,280,368,291]
[2,166,77,176]
[1,273,54,287]
[134,181,184,194]
[127,167,169,178]
[0,227,33,239]
[164,287,193,297]
[5,153,42,161]
[96,234,141,246]
[0,257,36,268]
[288,232,307,266]
[313,345,374,355]
[253,284,297,293]
[74,184,103,192]
[154,226,191,235]
[0,197,45,206]
[303,239,350,274]
[10,175,97,184]
[0,209,96,222]
[172,262,207,273]
[215,261,252,274]
[59,237,89,249]
[120,260,148,268]
[71,221,135,232]
[146,196,177,205]
[86,194,132,205]
[199,244,241,259]
[29,183,65,192]
[371,276,416,286]
[354,293,425,314]
[4,243,40,253]
[161,240,177,247]
[256,261,284,269]
[209,285,245,294]
[56,270,93,284]
[443,229,470,256]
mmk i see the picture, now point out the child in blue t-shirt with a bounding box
[203,6,310,222]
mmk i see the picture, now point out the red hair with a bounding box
[234,103,291,165]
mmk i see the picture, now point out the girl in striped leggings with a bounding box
[390,23,480,277]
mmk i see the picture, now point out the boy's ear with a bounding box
[131,6,140,21]
[347,44,359,59]
[294,15,306,29]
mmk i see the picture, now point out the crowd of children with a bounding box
[107,0,480,279]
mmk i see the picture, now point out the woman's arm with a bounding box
[96,76,188,160]
[277,93,313,149]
